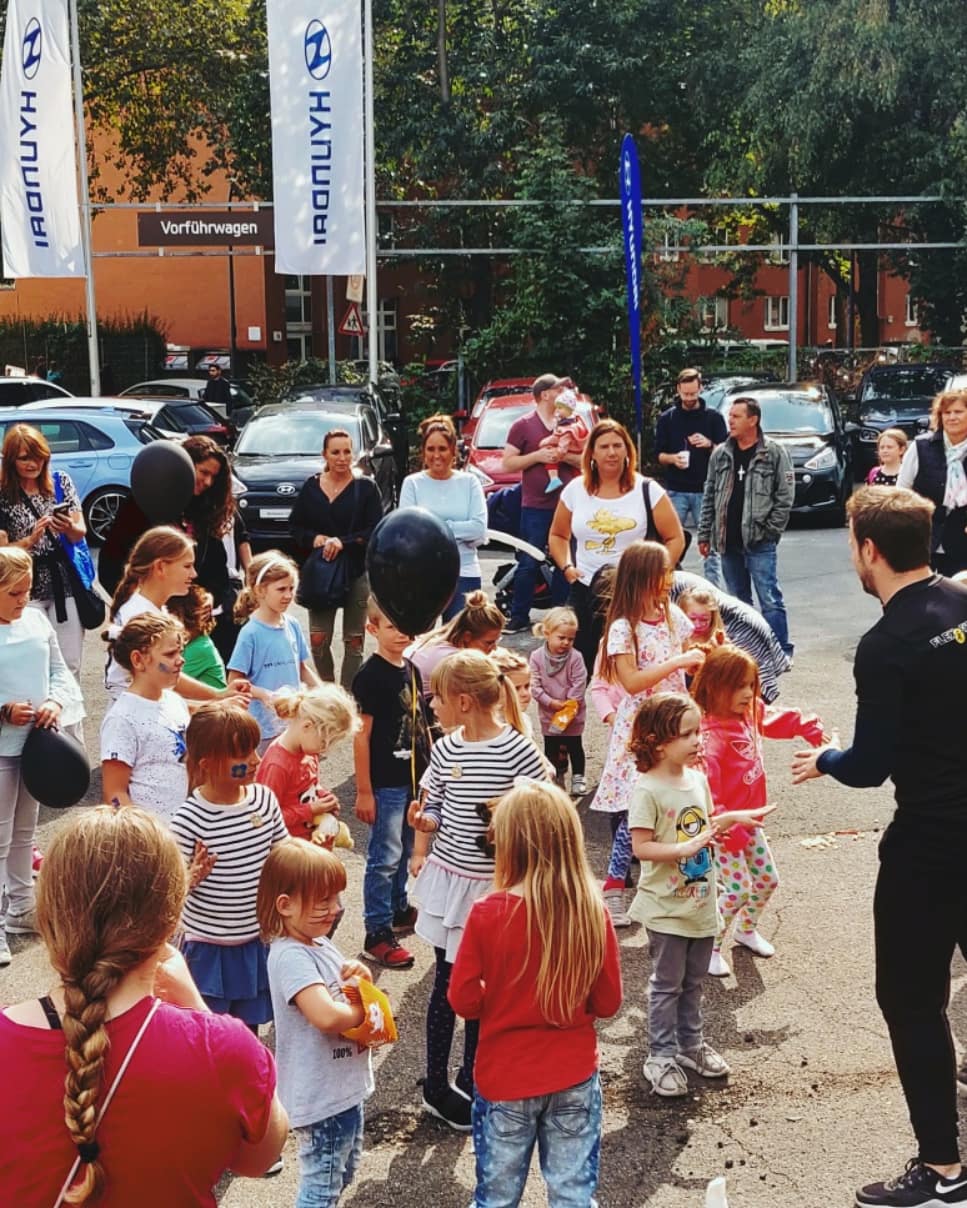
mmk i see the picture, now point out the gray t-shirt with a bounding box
[267,935,374,1127]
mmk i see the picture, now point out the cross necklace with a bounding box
[737,465,746,481]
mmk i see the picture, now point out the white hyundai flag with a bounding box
[0,0,84,277]
[267,0,365,276]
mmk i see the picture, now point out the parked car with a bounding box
[458,378,535,440]
[850,362,953,475]
[0,376,73,406]
[232,401,397,551]
[279,382,407,485]
[711,382,853,521]
[119,376,257,424]
[465,392,601,496]
[24,395,234,448]
[0,402,161,543]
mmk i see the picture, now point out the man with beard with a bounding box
[792,485,967,1208]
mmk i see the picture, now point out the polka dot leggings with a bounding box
[715,828,778,949]
[425,946,479,1100]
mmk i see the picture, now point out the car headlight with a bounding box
[467,462,494,487]
[803,446,837,471]
[858,427,881,443]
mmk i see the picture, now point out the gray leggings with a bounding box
[646,928,714,1058]
[308,571,369,689]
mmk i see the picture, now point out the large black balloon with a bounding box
[21,726,90,810]
[130,440,196,523]
[366,507,460,636]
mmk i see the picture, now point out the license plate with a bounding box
[260,507,291,521]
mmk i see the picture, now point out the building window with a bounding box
[697,297,729,332]
[770,234,790,265]
[658,232,681,262]
[377,212,396,251]
[827,295,837,329]
[905,292,919,327]
[378,298,398,363]
[764,296,790,331]
[285,276,312,361]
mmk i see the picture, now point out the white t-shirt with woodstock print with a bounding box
[560,474,667,584]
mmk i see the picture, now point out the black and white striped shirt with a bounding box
[170,783,288,943]
[422,725,547,876]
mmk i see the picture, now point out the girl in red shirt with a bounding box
[449,781,622,1208]
[691,645,827,978]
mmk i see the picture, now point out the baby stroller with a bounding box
[486,485,557,617]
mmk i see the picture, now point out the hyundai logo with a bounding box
[276,483,297,496]
[22,19,42,79]
[304,20,332,80]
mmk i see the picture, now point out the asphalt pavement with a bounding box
[8,518,961,1208]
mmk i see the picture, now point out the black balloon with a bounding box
[130,440,196,523]
[21,726,90,810]
[366,507,460,636]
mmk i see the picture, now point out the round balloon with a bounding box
[366,507,460,636]
[130,440,196,523]
[21,726,90,810]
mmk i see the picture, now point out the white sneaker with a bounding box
[643,1055,688,1097]
[734,929,775,958]
[5,908,38,936]
[677,1043,731,1078]
[0,933,10,967]
[570,775,588,796]
[603,887,632,928]
[708,949,731,977]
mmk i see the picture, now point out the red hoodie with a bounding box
[701,700,825,852]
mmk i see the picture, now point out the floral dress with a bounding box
[590,604,692,815]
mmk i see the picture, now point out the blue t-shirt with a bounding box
[228,615,310,743]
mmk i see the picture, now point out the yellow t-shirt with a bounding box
[626,766,718,938]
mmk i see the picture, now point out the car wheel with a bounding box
[85,486,130,546]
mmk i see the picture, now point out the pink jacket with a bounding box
[701,700,825,852]
[529,645,587,736]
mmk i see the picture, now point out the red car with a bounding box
[465,392,601,495]
[458,377,534,440]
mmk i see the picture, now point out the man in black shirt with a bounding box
[793,485,967,1208]
[203,364,232,409]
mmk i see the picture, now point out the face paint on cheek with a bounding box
[230,763,250,779]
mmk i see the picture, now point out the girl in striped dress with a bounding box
[170,702,288,1031]
[408,650,548,1132]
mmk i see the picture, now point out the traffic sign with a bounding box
[338,302,366,336]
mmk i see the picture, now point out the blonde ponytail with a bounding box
[110,526,193,621]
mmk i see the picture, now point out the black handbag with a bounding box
[295,481,358,611]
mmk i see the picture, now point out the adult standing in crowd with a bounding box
[897,388,967,576]
[697,396,795,658]
[501,373,582,633]
[0,424,87,679]
[399,414,488,621]
[0,806,288,1204]
[654,367,727,580]
[202,362,232,410]
[792,486,967,1208]
[548,419,685,673]
[289,427,382,689]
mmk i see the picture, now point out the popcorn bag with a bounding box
[341,978,398,1050]
[548,699,579,735]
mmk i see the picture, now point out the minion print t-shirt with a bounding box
[627,765,718,938]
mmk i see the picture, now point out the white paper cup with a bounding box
[680,449,690,468]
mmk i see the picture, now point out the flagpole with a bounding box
[67,0,101,395]
[363,0,377,385]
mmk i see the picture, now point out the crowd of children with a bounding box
[0,517,833,1207]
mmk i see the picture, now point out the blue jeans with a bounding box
[669,490,723,583]
[720,540,793,655]
[294,1103,364,1208]
[509,507,567,627]
[362,785,413,936]
[443,574,482,622]
[472,1073,602,1208]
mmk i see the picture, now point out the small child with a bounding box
[257,684,360,841]
[529,607,588,796]
[258,841,377,1208]
[691,644,826,977]
[449,782,622,1207]
[490,646,532,715]
[352,598,432,970]
[677,586,726,651]
[228,552,319,751]
[867,427,908,486]
[627,692,772,1098]
[167,585,227,690]
[100,614,190,822]
[170,702,288,1029]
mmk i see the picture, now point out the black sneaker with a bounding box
[363,929,414,969]
[392,906,418,936]
[422,1085,472,1132]
[503,620,531,635]
[856,1158,967,1206]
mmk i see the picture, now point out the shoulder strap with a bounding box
[639,477,658,541]
[39,995,62,1030]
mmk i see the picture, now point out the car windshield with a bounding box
[861,367,950,402]
[162,402,223,428]
[734,394,832,434]
[235,411,361,455]
[475,401,594,449]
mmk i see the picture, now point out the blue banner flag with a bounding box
[619,134,643,439]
